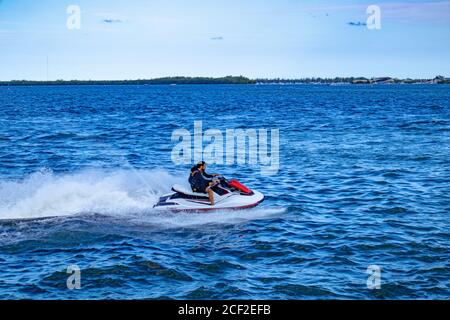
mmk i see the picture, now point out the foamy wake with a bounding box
[121,207,285,229]
[0,168,181,220]
[0,169,284,223]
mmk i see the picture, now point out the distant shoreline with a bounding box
[1,75,449,86]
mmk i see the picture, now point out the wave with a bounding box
[120,207,285,229]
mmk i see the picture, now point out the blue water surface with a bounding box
[0,84,449,299]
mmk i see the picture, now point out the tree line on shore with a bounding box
[1,75,449,86]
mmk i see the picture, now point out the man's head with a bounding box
[197,161,206,171]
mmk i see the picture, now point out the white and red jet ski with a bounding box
[153,177,264,212]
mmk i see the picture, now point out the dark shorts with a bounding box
[192,181,218,193]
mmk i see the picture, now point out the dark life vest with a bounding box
[188,170,210,192]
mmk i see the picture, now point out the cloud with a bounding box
[380,1,450,22]
[102,19,123,24]
[210,36,224,40]
[347,21,367,27]
[309,1,450,23]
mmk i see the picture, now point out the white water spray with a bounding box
[0,169,283,223]
[0,169,182,220]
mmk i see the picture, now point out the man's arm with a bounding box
[200,172,214,180]
[203,172,220,179]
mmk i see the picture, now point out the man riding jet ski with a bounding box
[189,161,220,205]
[153,162,264,212]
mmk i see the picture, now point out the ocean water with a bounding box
[0,84,449,299]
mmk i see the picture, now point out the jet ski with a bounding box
[153,176,264,212]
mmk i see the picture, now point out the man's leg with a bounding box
[206,182,217,205]
[207,188,214,205]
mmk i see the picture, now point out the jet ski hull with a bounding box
[153,182,264,212]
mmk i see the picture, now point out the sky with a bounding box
[0,0,449,80]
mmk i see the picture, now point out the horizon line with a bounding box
[0,75,449,82]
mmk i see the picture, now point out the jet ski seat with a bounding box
[172,184,207,196]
